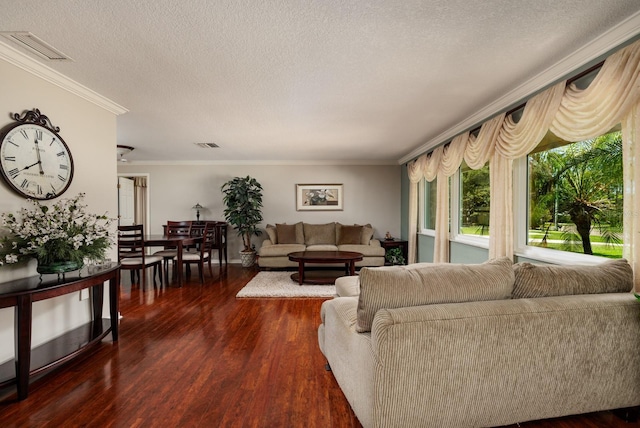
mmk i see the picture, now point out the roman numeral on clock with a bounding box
[4,156,15,161]
[8,168,19,178]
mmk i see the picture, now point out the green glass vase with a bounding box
[36,260,83,275]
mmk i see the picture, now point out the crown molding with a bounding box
[117,159,399,167]
[0,40,128,115]
[398,11,640,165]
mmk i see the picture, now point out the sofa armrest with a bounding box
[368,239,381,247]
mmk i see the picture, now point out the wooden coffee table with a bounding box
[288,251,363,285]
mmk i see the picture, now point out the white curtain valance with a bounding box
[406,38,640,272]
[551,43,640,141]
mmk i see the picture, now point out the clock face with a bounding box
[0,123,74,199]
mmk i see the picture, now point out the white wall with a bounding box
[0,58,119,363]
[118,163,402,258]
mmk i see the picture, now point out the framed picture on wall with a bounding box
[296,184,343,211]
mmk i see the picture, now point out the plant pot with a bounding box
[240,250,256,268]
[36,260,83,275]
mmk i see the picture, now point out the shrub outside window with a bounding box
[460,161,490,237]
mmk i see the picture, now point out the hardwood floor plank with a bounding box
[0,264,637,427]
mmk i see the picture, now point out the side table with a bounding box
[380,239,408,265]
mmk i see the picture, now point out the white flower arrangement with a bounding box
[0,193,113,267]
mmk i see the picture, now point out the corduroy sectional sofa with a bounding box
[318,257,640,428]
[257,222,385,268]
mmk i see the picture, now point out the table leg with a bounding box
[298,261,304,285]
[110,271,120,341]
[91,283,104,338]
[176,241,184,287]
[15,295,32,401]
[348,261,355,276]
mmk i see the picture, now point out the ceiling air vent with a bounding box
[194,143,219,148]
[0,32,72,61]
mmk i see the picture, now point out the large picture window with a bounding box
[459,161,490,237]
[527,130,622,258]
[422,178,437,230]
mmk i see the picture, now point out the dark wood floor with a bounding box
[0,264,637,427]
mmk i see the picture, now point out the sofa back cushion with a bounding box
[304,223,336,245]
[265,224,278,244]
[356,257,514,332]
[354,223,374,244]
[512,258,633,298]
[337,225,363,245]
[275,222,304,245]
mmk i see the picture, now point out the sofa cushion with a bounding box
[338,244,385,257]
[306,244,339,251]
[356,257,514,333]
[258,243,306,257]
[304,223,336,245]
[276,223,298,244]
[512,258,633,298]
[336,275,360,297]
[338,225,363,245]
[357,223,374,244]
[265,224,277,244]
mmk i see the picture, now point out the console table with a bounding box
[0,263,120,400]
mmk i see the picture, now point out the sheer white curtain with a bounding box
[623,102,640,291]
[431,135,467,262]
[490,82,566,259]
[407,155,427,263]
[133,177,147,230]
[405,39,640,281]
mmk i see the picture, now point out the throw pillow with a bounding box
[338,225,363,245]
[512,258,633,298]
[265,224,277,244]
[356,257,515,333]
[356,223,374,244]
[276,223,297,244]
[293,221,305,244]
[303,223,336,245]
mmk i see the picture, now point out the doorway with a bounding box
[117,174,150,230]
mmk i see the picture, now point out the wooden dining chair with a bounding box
[212,221,228,267]
[153,221,192,280]
[118,224,163,287]
[176,221,216,283]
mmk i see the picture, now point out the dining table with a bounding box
[144,234,202,287]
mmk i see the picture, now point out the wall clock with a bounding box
[0,108,74,199]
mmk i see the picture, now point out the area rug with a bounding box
[236,271,336,298]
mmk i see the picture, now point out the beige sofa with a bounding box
[318,258,640,428]
[257,222,385,268]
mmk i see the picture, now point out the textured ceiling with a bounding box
[2,0,640,164]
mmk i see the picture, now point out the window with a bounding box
[422,178,437,230]
[459,161,490,237]
[527,130,622,258]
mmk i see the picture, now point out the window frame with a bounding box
[450,168,489,249]
[419,177,436,236]
[513,156,612,264]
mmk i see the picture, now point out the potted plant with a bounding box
[0,193,113,274]
[221,176,263,267]
[385,247,406,265]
